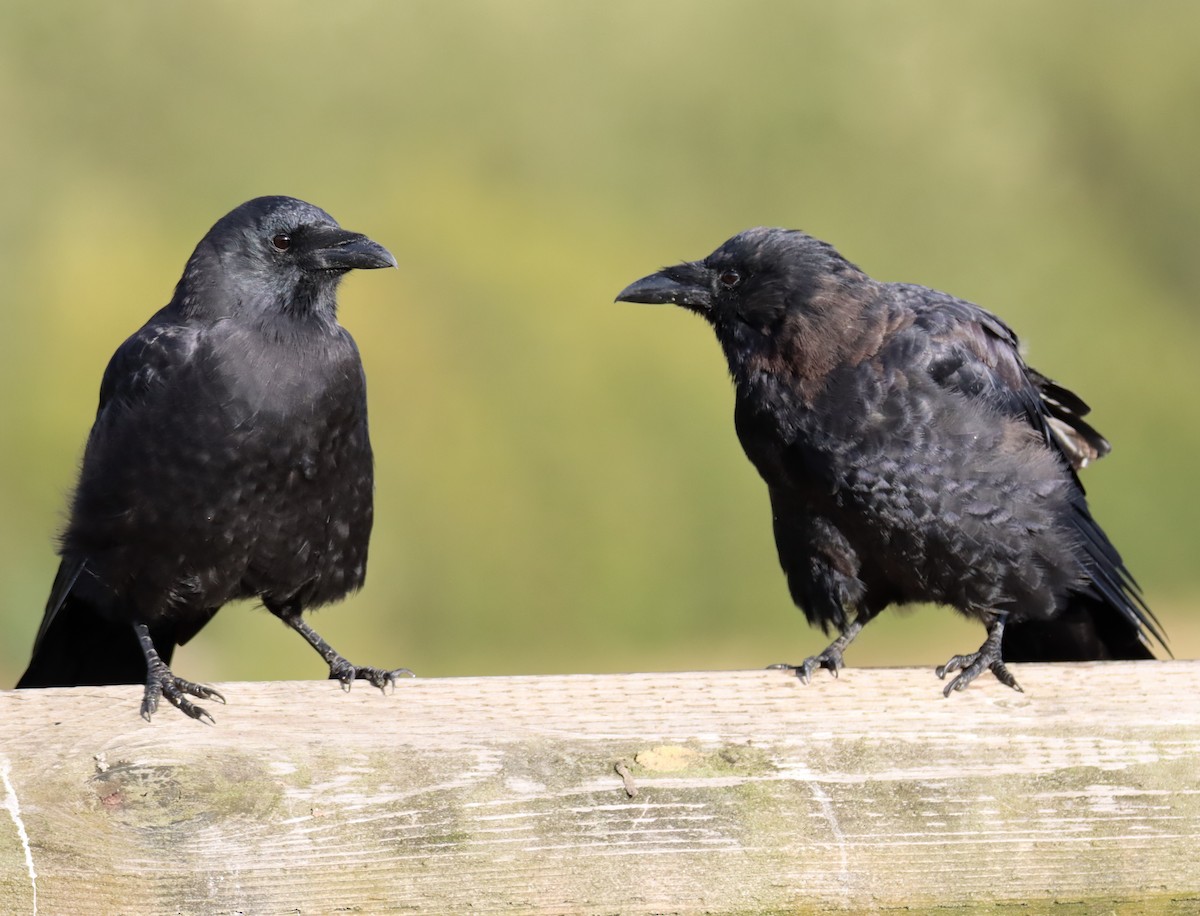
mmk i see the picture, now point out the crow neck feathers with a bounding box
[716,266,899,406]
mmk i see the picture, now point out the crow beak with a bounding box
[303,226,398,271]
[615,261,713,311]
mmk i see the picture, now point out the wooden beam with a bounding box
[1,662,1198,914]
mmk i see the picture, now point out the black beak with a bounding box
[303,225,397,272]
[615,261,713,311]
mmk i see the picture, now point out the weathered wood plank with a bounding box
[1,662,1198,914]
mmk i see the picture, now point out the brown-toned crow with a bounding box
[618,227,1165,694]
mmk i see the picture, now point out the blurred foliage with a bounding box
[1,1,1197,687]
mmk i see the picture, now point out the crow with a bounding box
[617,227,1166,695]
[18,196,406,721]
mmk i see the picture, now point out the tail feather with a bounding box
[1018,485,1170,664]
[1003,593,1157,662]
[17,559,174,688]
[17,592,161,687]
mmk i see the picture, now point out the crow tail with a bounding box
[1002,592,1159,662]
[17,581,163,689]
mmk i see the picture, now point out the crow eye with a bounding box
[719,269,742,288]
[271,234,291,251]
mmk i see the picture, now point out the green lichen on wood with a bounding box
[89,751,282,827]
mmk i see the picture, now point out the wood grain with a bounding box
[1,662,1198,914]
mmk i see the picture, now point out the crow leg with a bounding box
[771,619,865,684]
[134,622,224,723]
[936,613,1022,697]
[274,611,413,692]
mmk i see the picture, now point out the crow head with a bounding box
[616,227,862,338]
[176,196,396,322]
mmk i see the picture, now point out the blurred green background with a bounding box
[2,2,1197,687]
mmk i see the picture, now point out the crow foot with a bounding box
[140,658,225,723]
[134,621,224,723]
[770,648,845,684]
[272,610,414,694]
[327,657,415,693]
[936,615,1022,697]
[770,620,865,685]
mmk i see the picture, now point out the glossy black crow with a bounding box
[18,196,407,721]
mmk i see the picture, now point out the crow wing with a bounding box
[31,310,206,655]
[892,283,1166,652]
[897,285,1109,473]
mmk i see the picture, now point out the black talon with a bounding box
[329,662,412,692]
[358,666,414,692]
[991,661,1022,692]
[275,609,411,695]
[140,665,223,723]
[774,648,844,684]
[135,622,223,723]
[936,613,1023,697]
[772,619,863,685]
